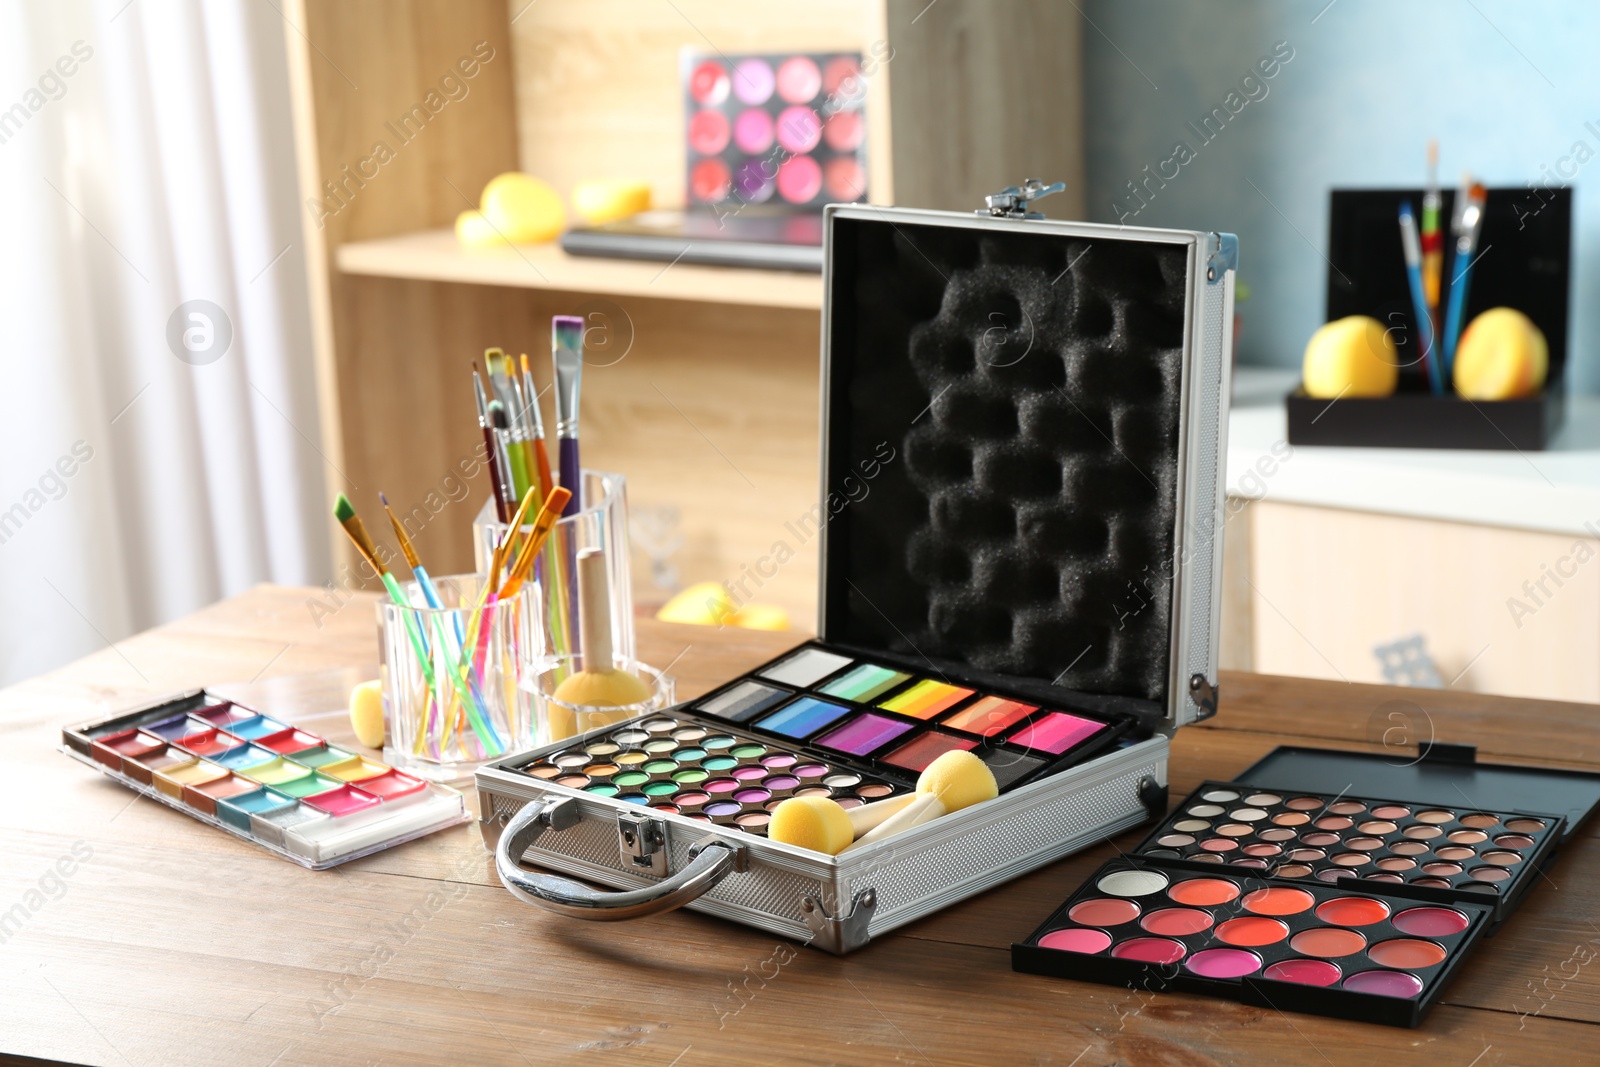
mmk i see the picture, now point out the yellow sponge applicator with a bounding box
[768,795,854,855]
[917,750,999,811]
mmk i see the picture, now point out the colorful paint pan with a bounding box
[125,746,191,785]
[217,787,296,832]
[190,703,249,727]
[815,713,914,757]
[227,715,288,740]
[213,744,277,772]
[92,728,166,769]
[940,697,1037,738]
[698,680,792,723]
[882,731,978,773]
[321,756,388,783]
[256,728,323,755]
[237,756,312,787]
[185,772,259,816]
[274,772,342,799]
[175,727,241,757]
[1006,712,1106,755]
[757,647,851,687]
[755,696,853,738]
[154,759,228,801]
[287,744,357,769]
[878,679,973,720]
[303,784,383,817]
[820,664,909,703]
[355,769,426,801]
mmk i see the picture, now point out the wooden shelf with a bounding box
[335,228,822,311]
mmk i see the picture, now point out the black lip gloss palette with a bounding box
[1132,781,1562,923]
[678,642,1132,796]
[1013,856,1494,1028]
[62,690,468,869]
[510,711,909,837]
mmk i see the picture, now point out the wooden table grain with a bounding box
[2,585,1597,1066]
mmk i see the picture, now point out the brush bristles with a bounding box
[552,316,583,354]
[333,492,356,524]
[336,512,386,576]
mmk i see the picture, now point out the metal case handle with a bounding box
[494,797,741,921]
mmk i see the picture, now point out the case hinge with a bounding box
[978,178,1066,220]
[1188,673,1218,719]
[1205,232,1239,283]
[1418,741,1477,765]
[617,812,667,877]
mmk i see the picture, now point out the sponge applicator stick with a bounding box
[842,750,998,853]
[548,549,650,739]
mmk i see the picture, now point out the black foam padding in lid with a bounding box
[823,214,1190,707]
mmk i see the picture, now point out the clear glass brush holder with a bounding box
[527,655,676,747]
[472,469,635,666]
[377,573,536,781]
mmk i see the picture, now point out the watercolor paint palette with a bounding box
[1133,780,1563,923]
[682,50,867,210]
[677,642,1132,795]
[63,689,468,869]
[1013,857,1494,1028]
[510,711,909,838]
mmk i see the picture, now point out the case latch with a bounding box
[1205,232,1239,283]
[1188,673,1218,719]
[979,178,1065,220]
[617,812,668,877]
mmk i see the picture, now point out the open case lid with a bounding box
[1240,744,1600,843]
[818,199,1236,731]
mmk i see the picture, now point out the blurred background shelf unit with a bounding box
[283,0,1084,625]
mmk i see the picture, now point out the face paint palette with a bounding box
[1135,780,1564,923]
[671,641,1131,795]
[63,690,468,869]
[1014,857,1494,1027]
[509,711,909,837]
[682,50,868,211]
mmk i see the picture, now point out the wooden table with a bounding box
[3,586,1598,1066]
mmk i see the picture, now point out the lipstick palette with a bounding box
[1014,857,1494,1028]
[64,690,468,869]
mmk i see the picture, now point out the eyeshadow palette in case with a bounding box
[479,189,1237,952]
[63,690,468,869]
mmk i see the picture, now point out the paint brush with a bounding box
[498,486,571,599]
[486,348,531,499]
[332,493,439,706]
[473,363,513,524]
[552,315,584,515]
[488,400,520,534]
[1421,139,1443,334]
[1399,201,1442,395]
[520,352,555,500]
[1442,180,1487,378]
[379,491,444,611]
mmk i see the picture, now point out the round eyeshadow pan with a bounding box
[704,800,741,816]
[1411,877,1453,888]
[1369,938,1447,969]
[676,792,709,806]
[794,786,830,797]
[761,754,797,769]
[527,766,561,779]
[792,763,827,778]
[1358,821,1397,835]
[1328,801,1366,816]
[1232,859,1269,869]
[1186,948,1262,978]
[1230,808,1269,822]
[673,769,708,783]
[1199,838,1239,853]
[1377,857,1417,871]
[1172,819,1211,832]
[1286,797,1324,810]
[730,744,766,759]
[1469,866,1512,882]
[835,797,863,810]
[1505,818,1547,833]
[585,784,619,797]
[615,752,648,765]
[1403,825,1442,840]
[670,727,707,742]
[613,730,649,744]
[554,753,587,768]
[585,742,620,756]
[1039,928,1112,954]
[1201,789,1240,802]
[1258,828,1297,842]
[1286,848,1325,862]
[1301,833,1339,847]
[643,718,678,733]
[1342,970,1424,998]
[1494,834,1535,850]
[1368,873,1404,883]
[1462,882,1499,895]
[1096,870,1170,897]
[1274,864,1312,878]
[1243,844,1282,858]
[702,736,736,750]
[1372,805,1411,819]
[1390,840,1429,855]
[1272,812,1310,827]
[733,788,771,804]
[1167,877,1240,906]
[1421,861,1462,876]
[732,766,767,781]
[1459,813,1499,829]
[703,756,739,771]
[1316,869,1356,883]
[823,773,861,789]
[1315,897,1390,926]
[1289,927,1367,957]
[619,794,649,805]
[1449,829,1487,844]
[1216,824,1253,838]
[651,803,680,814]
[856,783,894,799]
[1392,907,1470,937]
[643,740,676,754]
[643,781,678,797]
[1188,804,1225,817]
[1068,898,1141,927]
[1435,846,1475,861]
[704,778,739,793]
[735,812,771,829]
[554,775,589,788]
[1140,908,1213,936]
[583,763,620,777]
[1314,816,1353,831]
[672,748,707,762]
[1483,850,1522,866]
[1347,837,1385,852]
[1156,834,1195,847]
[1415,809,1454,824]
[1241,887,1314,916]
[1189,854,1223,864]
[613,772,649,787]
[642,760,677,775]
[1111,937,1186,964]
[1245,793,1282,806]
[1263,959,1341,986]
[764,775,800,791]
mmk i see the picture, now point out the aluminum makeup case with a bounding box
[477,182,1237,953]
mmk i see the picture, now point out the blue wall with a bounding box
[1081,0,1599,390]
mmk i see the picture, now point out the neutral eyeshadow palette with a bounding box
[510,711,909,838]
[62,690,468,869]
[1133,780,1561,923]
[1012,857,1494,1028]
[682,50,867,210]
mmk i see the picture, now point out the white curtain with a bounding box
[0,0,328,688]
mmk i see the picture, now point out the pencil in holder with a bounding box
[378,573,536,781]
[473,468,634,665]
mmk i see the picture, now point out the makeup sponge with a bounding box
[917,750,998,812]
[1453,307,1548,399]
[348,679,384,748]
[1301,315,1399,398]
[572,178,651,225]
[769,795,854,855]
